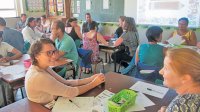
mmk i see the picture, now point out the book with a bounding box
[167,35,185,45]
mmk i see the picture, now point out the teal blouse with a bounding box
[138,44,164,67]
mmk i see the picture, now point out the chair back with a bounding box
[77,48,93,68]
[135,62,163,82]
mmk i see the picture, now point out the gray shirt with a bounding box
[3,27,24,53]
[121,31,139,56]
[15,20,26,31]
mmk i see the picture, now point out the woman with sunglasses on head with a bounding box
[158,48,200,112]
[25,38,105,105]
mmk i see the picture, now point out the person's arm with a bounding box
[186,31,197,46]
[0,45,22,62]
[135,46,140,65]
[114,37,123,46]
[47,67,103,86]
[97,33,108,45]
[158,106,167,112]
[74,26,82,39]
[197,42,200,48]
[34,72,105,98]
[163,47,167,57]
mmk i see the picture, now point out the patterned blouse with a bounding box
[166,94,200,112]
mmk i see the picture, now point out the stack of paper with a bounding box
[130,81,169,99]
[167,35,185,45]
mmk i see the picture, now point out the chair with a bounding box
[135,62,163,83]
[78,48,105,78]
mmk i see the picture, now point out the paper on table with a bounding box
[93,90,115,112]
[130,81,169,99]
[0,65,25,75]
[167,34,185,45]
[52,97,94,112]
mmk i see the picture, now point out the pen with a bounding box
[147,88,163,94]
[69,100,80,108]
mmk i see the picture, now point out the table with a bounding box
[0,72,177,112]
[0,55,75,105]
[99,44,118,72]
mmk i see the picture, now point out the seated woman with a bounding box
[167,17,197,46]
[112,17,139,66]
[112,16,126,38]
[121,26,165,81]
[158,48,200,112]
[134,26,166,82]
[82,21,108,73]
[65,17,82,48]
[25,38,105,104]
[0,31,22,63]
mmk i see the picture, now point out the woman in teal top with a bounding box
[121,26,166,82]
[135,26,166,82]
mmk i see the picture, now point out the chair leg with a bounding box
[79,67,82,79]
[105,52,107,63]
[20,88,24,99]
[101,60,105,73]
[94,64,97,74]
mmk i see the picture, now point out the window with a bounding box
[0,0,17,17]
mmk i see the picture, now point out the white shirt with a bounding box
[41,20,51,33]
[22,26,43,44]
[0,42,14,57]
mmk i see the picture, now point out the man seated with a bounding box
[22,17,45,45]
[15,14,27,32]
[82,13,99,33]
[0,17,24,53]
[50,20,79,78]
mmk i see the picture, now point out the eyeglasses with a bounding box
[40,50,58,57]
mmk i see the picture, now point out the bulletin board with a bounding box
[26,0,45,12]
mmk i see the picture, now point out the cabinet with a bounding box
[46,0,71,22]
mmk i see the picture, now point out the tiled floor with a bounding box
[15,51,124,101]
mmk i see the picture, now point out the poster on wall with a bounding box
[57,0,64,16]
[103,0,109,9]
[71,0,74,13]
[77,1,81,13]
[26,0,45,12]
[86,0,91,10]
[48,0,55,16]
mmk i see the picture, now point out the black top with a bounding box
[67,27,80,41]
[82,21,99,33]
[114,27,123,38]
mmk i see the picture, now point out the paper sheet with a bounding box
[52,97,94,112]
[0,65,25,75]
[167,35,185,45]
[130,81,169,99]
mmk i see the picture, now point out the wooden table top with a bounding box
[0,72,177,112]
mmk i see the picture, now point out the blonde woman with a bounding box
[158,48,200,112]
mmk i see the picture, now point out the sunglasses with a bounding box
[40,50,58,57]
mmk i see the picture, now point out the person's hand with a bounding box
[158,106,167,112]
[163,41,169,44]
[197,42,200,48]
[92,74,105,86]
[182,36,188,42]
[0,57,10,63]
[90,73,104,80]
